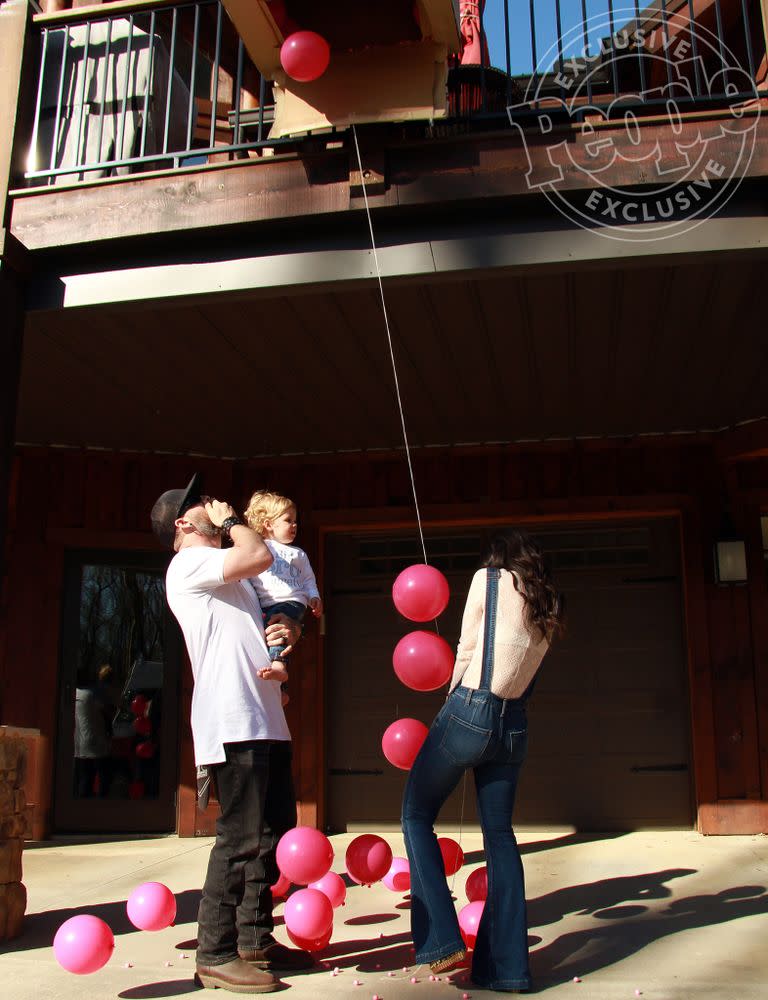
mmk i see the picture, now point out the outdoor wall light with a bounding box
[713,539,748,585]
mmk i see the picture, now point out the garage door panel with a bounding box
[326,519,693,831]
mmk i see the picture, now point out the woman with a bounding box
[401,530,565,992]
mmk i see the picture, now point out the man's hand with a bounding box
[205,499,236,530]
[265,614,301,657]
[309,597,323,618]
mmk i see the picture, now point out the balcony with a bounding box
[12,0,767,189]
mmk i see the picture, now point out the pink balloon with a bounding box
[393,631,454,691]
[381,718,429,770]
[458,900,485,949]
[126,882,176,931]
[276,826,334,885]
[345,834,393,886]
[383,856,411,892]
[287,925,332,952]
[465,866,487,902]
[392,564,450,622]
[271,871,291,900]
[309,871,347,908]
[280,31,331,82]
[53,914,114,975]
[284,887,333,940]
[438,837,464,876]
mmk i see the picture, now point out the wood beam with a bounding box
[9,110,768,250]
[23,209,768,311]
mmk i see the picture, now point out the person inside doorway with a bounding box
[74,666,113,798]
[151,474,311,994]
[401,530,565,992]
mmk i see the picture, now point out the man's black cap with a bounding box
[150,473,203,549]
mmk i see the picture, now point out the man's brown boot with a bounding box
[195,956,280,993]
[239,941,314,971]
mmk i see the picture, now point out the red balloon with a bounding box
[128,780,145,800]
[345,834,393,886]
[133,716,152,736]
[465,866,488,902]
[392,564,450,622]
[280,31,330,82]
[271,871,291,899]
[134,740,156,759]
[438,837,464,876]
[276,827,334,885]
[459,900,484,949]
[381,718,429,771]
[130,694,149,716]
[393,631,454,691]
[287,925,332,952]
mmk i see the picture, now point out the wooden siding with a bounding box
[1,440,768,835]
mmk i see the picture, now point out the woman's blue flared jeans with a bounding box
[401,685,531,991]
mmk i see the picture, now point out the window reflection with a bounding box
[72,566,166,801]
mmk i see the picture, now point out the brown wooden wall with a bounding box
[2,437,768,836]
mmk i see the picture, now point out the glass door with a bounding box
[54,550,182,833]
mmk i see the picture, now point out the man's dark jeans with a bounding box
[196,739,296,966]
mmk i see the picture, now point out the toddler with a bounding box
[244,491,322,689]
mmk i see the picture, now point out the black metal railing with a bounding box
[452,0,766,119]
[22,0,767,187]
[25,0,284,185]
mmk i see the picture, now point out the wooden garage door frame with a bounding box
[319,510,695,832]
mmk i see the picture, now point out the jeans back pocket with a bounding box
[505,728,528,765]
[439,714,493,767]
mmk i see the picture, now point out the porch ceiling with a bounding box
[17,258,768,458]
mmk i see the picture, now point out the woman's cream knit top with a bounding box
[448,567,549,699]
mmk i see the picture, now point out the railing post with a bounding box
[760,2,768,86]
[0,1,34,599]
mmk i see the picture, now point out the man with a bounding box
[151,474,313,993]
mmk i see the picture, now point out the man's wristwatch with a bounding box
[220,515,244,540]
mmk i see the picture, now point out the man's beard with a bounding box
[188,509,221,538]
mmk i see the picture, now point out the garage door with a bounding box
[325,519,693,832]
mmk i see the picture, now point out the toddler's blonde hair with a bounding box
[244,490,295,535]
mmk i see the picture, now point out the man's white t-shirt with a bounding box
[165,546,290,766]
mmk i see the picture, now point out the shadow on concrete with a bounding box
[118,980,201,998]
[529,867,697,927]
[462,830,626,867]
[531,883,768,989]
[344,912,400,926]
[317,930,413,971]
[24,834,178,851]
[0,888,203,954]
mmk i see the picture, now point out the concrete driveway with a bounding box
[1,829,767,999]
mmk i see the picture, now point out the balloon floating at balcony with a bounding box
[280,31,331,82]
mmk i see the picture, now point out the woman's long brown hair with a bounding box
[484,530,565,642]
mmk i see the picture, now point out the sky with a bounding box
[482,0,644,75]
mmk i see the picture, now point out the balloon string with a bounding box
[351,124,428,567]
[352,126,460,854]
